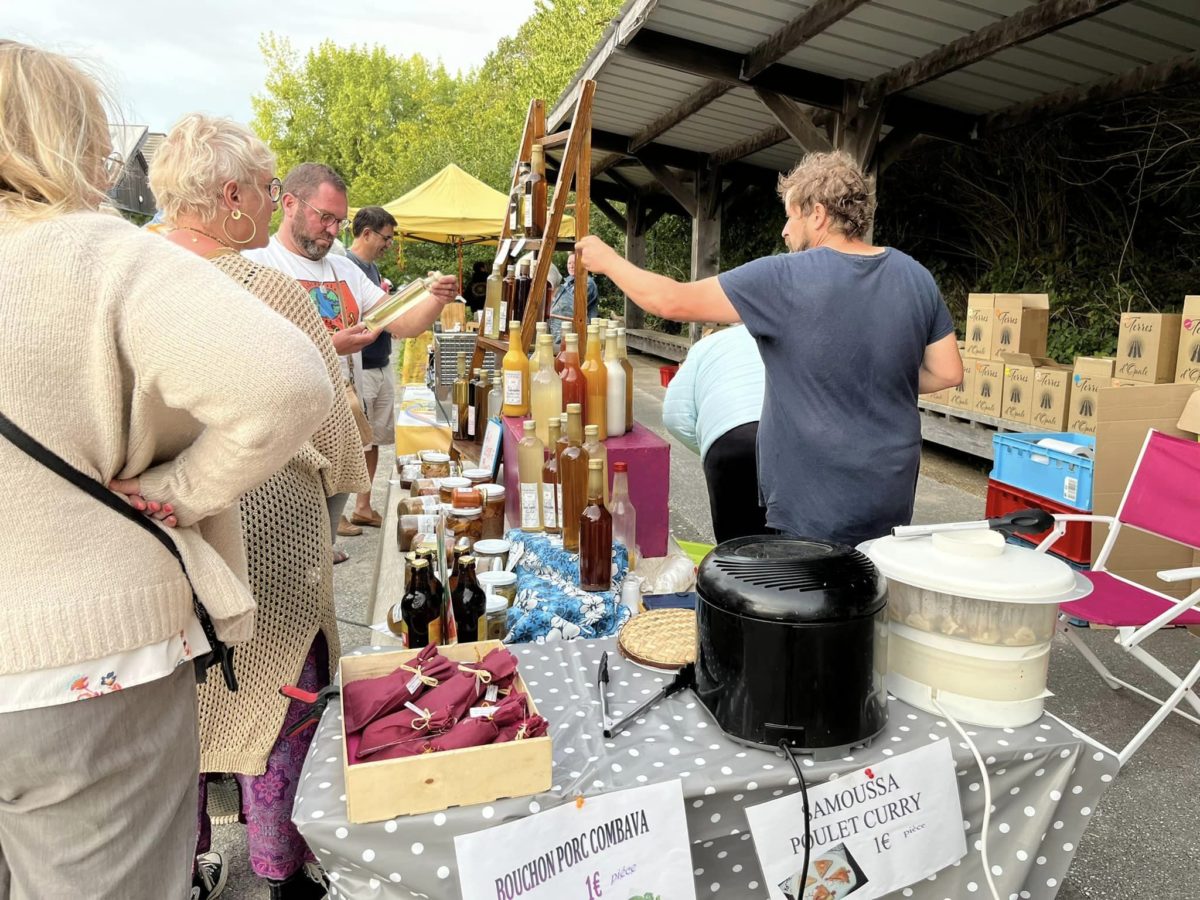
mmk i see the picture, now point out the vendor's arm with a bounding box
[918,332,964,393]
[576,236,739,324]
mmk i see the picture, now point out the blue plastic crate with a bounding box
[990,432,1095,510]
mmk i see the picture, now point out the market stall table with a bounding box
[295,640,1118,899]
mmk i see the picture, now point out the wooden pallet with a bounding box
[918,400,1039,461]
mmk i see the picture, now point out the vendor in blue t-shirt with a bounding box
[577,150,964,547]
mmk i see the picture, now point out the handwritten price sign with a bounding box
[454,781,696,900]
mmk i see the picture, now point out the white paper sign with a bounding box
[454,780,697,900]
[745,740,966,900]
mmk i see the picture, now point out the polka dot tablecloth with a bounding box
[294,640,1118,899]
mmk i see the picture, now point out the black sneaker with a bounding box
[268,865,328,900]
[192,851,228,900]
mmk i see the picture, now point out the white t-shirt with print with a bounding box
[245,236,387,389]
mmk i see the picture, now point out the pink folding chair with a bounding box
[1037,429,1200,767]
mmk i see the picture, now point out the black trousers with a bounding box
[701,421,767,544]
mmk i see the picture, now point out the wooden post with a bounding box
[833,85,884,244]
[624,193,647,331]
[688,158,721,344]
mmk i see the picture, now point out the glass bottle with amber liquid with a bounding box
[451,556,487,643]
[388,558,441,647]
[541,416,562,535]
[554,324,573,375]
[524,145,547,238]
[559,331,586,415]
[555,412,569,470]
[582,424,608,505]
[473,368,493,442]
[580,324,608,439]
[559,403,588,552]
[513,260,532,324]
[452,352,470,439]
[501,319,530,417]
[579,459,613,592]
[517,420,544,532]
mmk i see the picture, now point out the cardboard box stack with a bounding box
[964,294,995,360]
[1000,353,1072,427]
[1069,357,1115,436]
[1115,312,1181,384]
[962,294,1052,420]
[991,294,1050,359]
[1175,295,1200,386]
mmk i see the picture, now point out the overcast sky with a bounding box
[8,0,539,132]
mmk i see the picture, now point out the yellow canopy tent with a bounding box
[352,163,574,286]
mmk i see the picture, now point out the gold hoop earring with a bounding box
[222,214,257,246]
[231,209,242,220]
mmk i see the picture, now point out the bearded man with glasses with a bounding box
[246,163,457,559]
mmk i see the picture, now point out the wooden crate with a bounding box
[340,641,552,823]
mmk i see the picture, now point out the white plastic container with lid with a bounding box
[478,570,518,608]
[860,529,1091,728]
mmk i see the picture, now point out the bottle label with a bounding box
[468,406,477,438]
[504,370,523,405]
[428,620,442,647]
[519,482,540,528]
[407,514,439,532]
[411,495,440,512]
[541,483,558,528]
[450,404,459,431]
[499,302,508,331]
[524,194,534,230]
[556,485,564,520]
[484,308,494,337]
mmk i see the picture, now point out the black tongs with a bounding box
[599,657,696,739]
[892,508,1054,540]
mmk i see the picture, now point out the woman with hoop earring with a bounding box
[151,114,368,900]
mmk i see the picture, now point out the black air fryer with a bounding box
[695,536,888,753]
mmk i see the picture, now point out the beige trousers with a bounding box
[0,664,199,899]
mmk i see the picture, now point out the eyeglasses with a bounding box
[296,195,349,232]
[374,231,395,246]
[265,178,283,204]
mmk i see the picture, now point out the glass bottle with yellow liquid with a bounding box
[452,352,470,439]
[501,319,530,417]
[559,403,588,552]
[616,327,634,433]
[517,420,544,532]
[542,416,562,535]
[580,324,607,440]
[530,333,562,445]
[579,459,613,592]
[582,424,608,505]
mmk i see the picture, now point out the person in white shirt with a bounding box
[245,163,457,553]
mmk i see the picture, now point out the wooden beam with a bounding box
[623,28,979,144]
[593,195,627,232]
[753,88,833,152]
[986,51,1200,131]
[689,159,721,344]
[637,157,698,218]
[872,127,923,173]
[591,152,624,178]
[624,194,647,330]
[600,166,640,197]
[742,0,873,81]
[629,82,733,153]
[712,124,788,167]
[535,130,571,149]
[864,0,1134,99]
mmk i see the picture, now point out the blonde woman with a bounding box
[0,42,333,899]
[150,114,369,900]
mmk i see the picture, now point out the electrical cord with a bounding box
[932,698,1001,900]
[778,739,812,897]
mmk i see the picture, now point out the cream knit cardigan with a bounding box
[0,211,334,676]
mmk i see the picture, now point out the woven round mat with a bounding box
[617,609,697,670]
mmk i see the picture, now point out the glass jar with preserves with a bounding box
[397,511,443,552]
[398,463,423,491]
[446,506,483,548]
[463,467,492,486]
[399,494,441,516]
[485,594,509,641]
[479,483,506,541]
[473,538,511,573]
[411,478,440,497]
[478,570,518,608]
[438,476,471,505]
[420,451,451,479]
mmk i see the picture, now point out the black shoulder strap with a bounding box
[0,411,237,690]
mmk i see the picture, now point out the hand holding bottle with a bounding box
[574,236,619,275]
[427,273,460,305]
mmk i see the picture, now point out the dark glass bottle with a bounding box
[514,260,532,324]
[579,459,613,591]
[389,559,441,647]
[451,556,488,643]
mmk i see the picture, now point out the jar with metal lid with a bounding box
[478,570,518,608]
[420,451,451,478]
[479,483,506,541]
[463,467,492,486]
[439,476,471,505]
[446,506,483,548]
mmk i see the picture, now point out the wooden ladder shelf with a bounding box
[472,80,596,371]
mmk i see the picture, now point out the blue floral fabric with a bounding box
[502,530,631,644]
